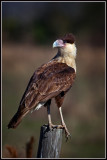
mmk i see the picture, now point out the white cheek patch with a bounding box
[65,43,77,58]
[61,43,77,59]
[72,46,77,57]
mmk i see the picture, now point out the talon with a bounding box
[65,132,71,142]
[48,123,71,141]
[60,124,71,141]
[48,123,58,130]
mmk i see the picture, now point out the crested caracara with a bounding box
[8,33,77,140]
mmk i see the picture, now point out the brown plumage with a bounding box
[8,33,77,139]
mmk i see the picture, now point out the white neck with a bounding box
[53,43,77,72]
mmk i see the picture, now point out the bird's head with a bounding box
[53,33,77,58]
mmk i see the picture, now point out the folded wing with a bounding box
[8,61,76,128]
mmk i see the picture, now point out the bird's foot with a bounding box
[48,123,59,130]
[48,123,64,131]
[48,123,71,141]
[64,127,71,142]
[57,124,71,141]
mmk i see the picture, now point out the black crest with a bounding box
[61,33,75,44]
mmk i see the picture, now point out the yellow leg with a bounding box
[47,104,52,126]
[47,104,71,141]
[47,103,58,129]
[59,107,71,140]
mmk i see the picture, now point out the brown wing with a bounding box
[8,61,76,128]
[19,61,76,110]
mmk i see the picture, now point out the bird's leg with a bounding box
[47,104,52,129]
[58,107,71,140]
[47,103,58,130]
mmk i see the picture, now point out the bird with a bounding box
[8,33,77,139]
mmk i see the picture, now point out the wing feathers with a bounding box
[21,61,76,109]
[8,61,76,128]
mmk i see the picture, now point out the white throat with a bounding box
[53,43,77,72]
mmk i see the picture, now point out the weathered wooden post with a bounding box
[37,124,62,158]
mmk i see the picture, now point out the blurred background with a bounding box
[2,2,105,158]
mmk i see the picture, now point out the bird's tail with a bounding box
[8,109,29,129]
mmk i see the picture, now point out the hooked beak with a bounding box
[53,39,65,48]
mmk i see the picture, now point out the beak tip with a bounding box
[53,41,56,48]
[52,39,64,48]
